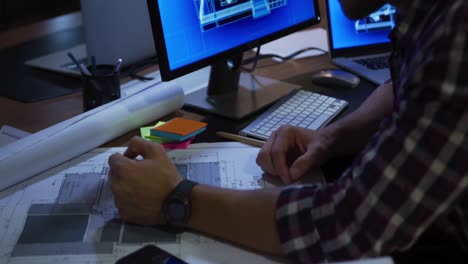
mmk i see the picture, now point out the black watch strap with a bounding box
[163,179,198,227]
[174,179,198,195]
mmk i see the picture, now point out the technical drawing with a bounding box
[193,0,288,31]
[11,162,223,258]
[355,4,396,33]
[1,145,269,263]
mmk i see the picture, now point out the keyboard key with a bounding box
[354,55,389,70]
[308,115,330,130]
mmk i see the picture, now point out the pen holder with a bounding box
[81,65,121,112]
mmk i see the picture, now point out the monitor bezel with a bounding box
[147,0,321,81]
[325,0,392,58]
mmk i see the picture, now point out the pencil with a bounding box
[216,131,265,147]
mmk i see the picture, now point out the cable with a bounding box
[124,56,159,81]
[242,46,329,71]
[123,46,328,78]
[242,46,262,72]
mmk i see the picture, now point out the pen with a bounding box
[113,58,123,74]
[79,63,92,76]
[91,55,96,75]
[67,52,84,75]
[216,131,265,147]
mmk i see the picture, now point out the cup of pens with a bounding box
[68,53,122,112]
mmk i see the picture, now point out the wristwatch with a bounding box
[162,179,198,227]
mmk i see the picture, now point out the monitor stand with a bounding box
[183,57,300,120]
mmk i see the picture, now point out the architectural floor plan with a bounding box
[0,143,282,263]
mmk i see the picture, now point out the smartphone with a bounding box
[116,245,188,264]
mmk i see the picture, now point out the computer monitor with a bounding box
[147,0,321,120]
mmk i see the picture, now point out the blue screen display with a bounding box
[156,0,317,71]
[328,0,394,50]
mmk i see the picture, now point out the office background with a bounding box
[0,0,80,30]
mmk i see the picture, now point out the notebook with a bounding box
[325,0,394,85]
[24,0,156,77]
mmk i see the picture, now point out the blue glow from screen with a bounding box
[156,0,317,71]
[328,0,394,50]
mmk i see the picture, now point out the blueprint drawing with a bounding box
[0,143,281,264]
[193,0,288,31]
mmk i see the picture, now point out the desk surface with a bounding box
[0,10,375,164]
[0,16,373,138]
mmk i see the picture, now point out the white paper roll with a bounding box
[0,84,184,191]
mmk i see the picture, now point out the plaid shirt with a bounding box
[276,0,468,262]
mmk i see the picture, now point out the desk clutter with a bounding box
[140,117,207,149]
[0,85,186,192]
[68,52,122,111]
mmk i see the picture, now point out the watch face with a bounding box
[163,179,197,226]
[168,200,186,221]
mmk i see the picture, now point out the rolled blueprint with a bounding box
[0,84,184,191]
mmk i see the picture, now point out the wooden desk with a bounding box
[0,9,375,149]
[0,0,328,132]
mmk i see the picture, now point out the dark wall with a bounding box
[1,0,80,30]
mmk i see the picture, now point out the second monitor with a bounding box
[147,0,321,120]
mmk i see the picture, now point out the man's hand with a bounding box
[108,136,183,225]
[256,125,335,184]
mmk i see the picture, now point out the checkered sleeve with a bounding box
[275,2,468,263]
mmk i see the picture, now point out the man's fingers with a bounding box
[256,131,278,176]
[290,149,317,180]
[108,152,130,178]
[124,136,163,159]
[270,132,292,184]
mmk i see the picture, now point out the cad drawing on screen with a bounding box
[355,4,396,33]
[194,0,288,31]
[148,0,320,119]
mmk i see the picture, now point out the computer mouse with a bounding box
[311,69,360,89]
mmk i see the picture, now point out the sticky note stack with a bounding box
[140,121,174,144]
[150,117,207,141]
[139,118,207,150]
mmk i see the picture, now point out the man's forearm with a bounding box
[323,82,394,156]
[187,184,284,256]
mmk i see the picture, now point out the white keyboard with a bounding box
[240,89,348,141]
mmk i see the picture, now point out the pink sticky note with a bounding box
[161,136,195,150]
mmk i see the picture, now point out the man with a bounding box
[108,0,468,263]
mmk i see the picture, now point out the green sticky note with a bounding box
[140,122,174,143]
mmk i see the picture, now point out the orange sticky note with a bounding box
[151,117,207,136]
